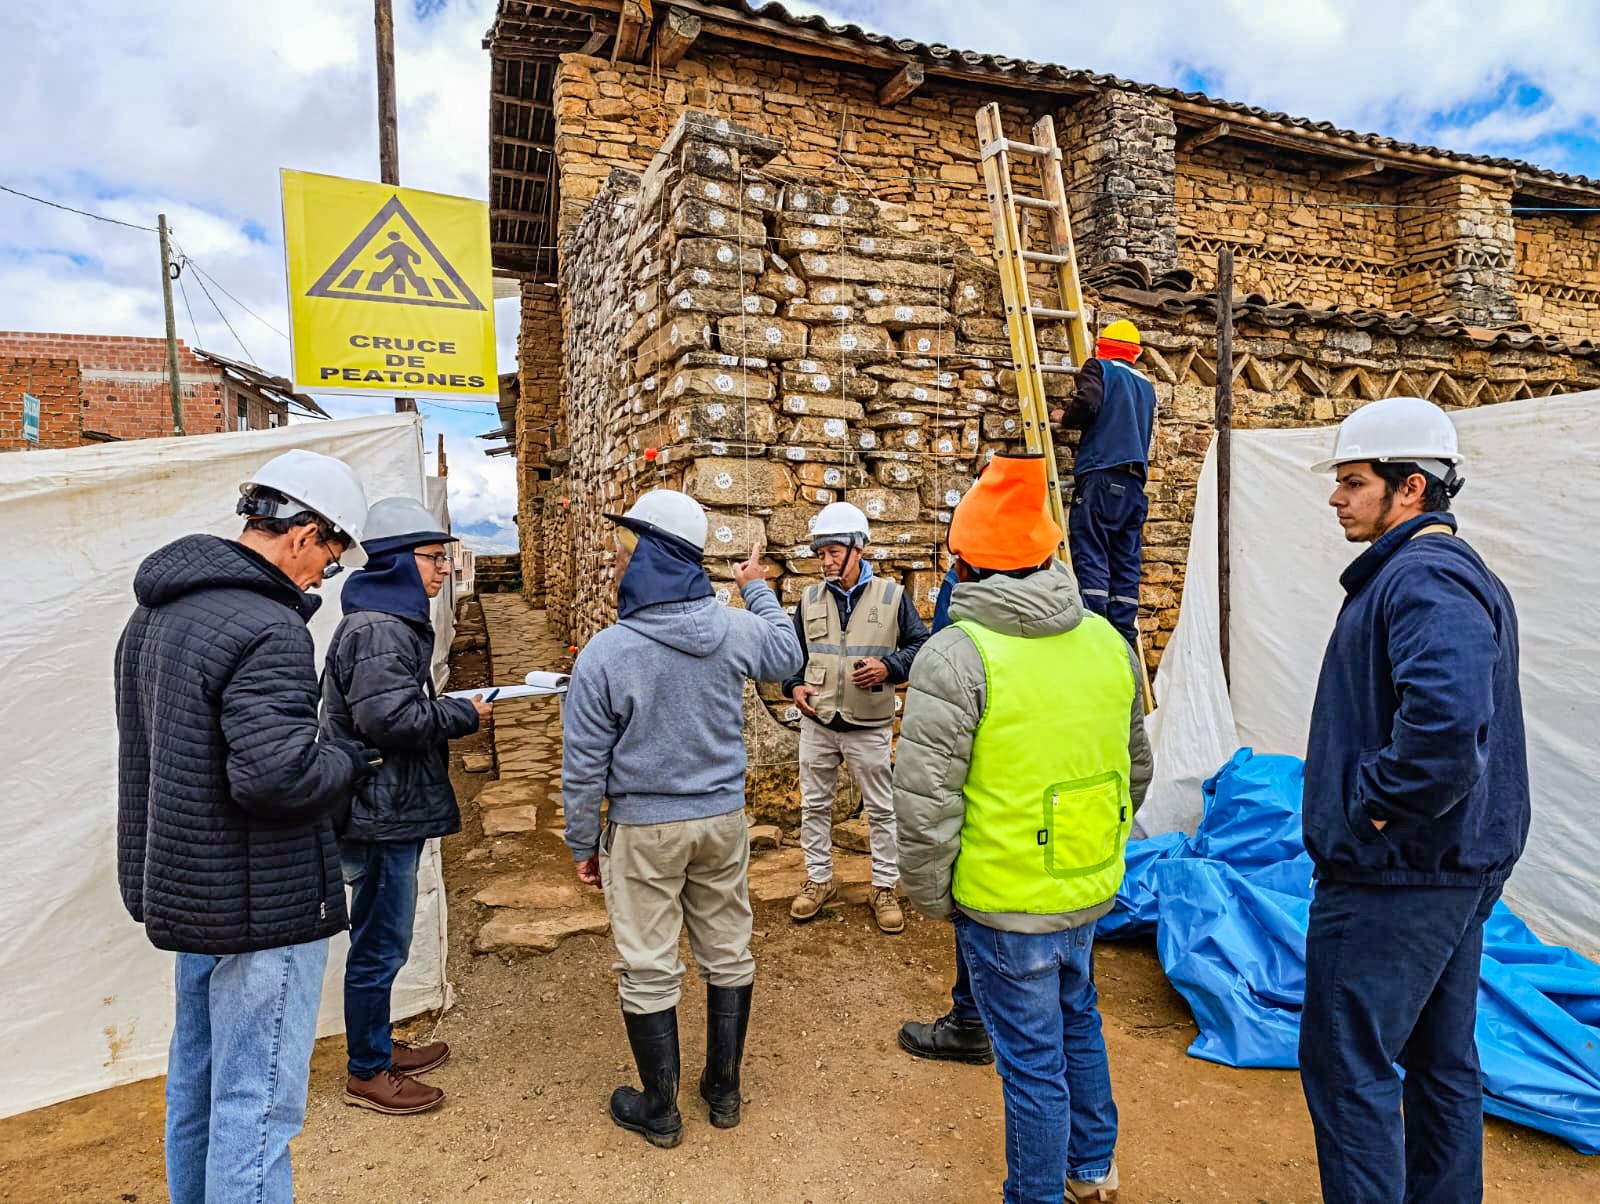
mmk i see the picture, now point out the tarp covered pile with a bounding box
[1099,749,1600,1155]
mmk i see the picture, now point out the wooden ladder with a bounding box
[975,103,1155,708]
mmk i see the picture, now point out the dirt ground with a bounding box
[2,598,1592,1203]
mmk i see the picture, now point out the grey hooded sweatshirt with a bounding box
[893,562,1153,932]
[562,580,803,861]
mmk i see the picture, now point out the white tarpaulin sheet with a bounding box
[1144,391,1600,957]
[0,414,452,1119]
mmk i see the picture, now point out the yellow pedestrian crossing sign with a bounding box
[282,169,496,398]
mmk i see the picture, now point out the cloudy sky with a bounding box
[6,0,1598,551]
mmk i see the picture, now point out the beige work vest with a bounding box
[800,574,904,726]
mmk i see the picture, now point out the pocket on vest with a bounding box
[1040,772,1126,879]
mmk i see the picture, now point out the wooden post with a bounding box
[1215,247,1234,688]
[157,214,185,436]
[437,432,448,477]
[374,0,415,413]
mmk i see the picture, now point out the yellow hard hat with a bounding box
[1100,319,1141,346]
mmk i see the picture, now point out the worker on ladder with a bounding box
[1058,318,1157,648]
[784,501,929,935]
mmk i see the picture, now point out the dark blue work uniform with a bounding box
[1300,512,1528,1204]
[1062,357,1156,645]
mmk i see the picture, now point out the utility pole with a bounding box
[374,0,415,414]
[157,214,185,436]
[1215,247,1235,689]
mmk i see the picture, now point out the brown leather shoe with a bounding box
[869,885,905,935]
[391,1039,450,1076]
[344,1069,444,1115]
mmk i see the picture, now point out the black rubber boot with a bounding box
[898,1010,994,1065]
[698,983,752,1128]
[610,1007,683,1148]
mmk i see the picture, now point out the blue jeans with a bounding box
[341,839,423,1078]
[165,940,329,1204]
[949,931,980,1023]
[1300,880,1502,1204]
[1069,468,1147,645]
[957,917,1117,1202]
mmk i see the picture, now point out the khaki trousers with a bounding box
[600,809,756,1015]
[798,721,899,888]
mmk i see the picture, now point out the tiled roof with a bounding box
[1082,260,1600,360]
[688,0,1600,195]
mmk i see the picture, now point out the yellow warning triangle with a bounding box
[306,195,486,311]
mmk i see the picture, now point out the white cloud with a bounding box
[5,0,1598,561]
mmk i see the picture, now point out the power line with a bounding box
[0,183,159,232]
[416,397,504,414]
[182,254,290,341]
[183,256,255,364]
[175,266,203,348]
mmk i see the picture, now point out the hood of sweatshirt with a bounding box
[340,546,433,627]
[133,533,320,621]
[619,594,732,658]
[947,560,1083,638]
[616,528,714,620]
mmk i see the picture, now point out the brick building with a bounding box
[481,1,1600,694]
[0,333,326,451]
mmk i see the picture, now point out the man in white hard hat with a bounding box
[1300,397,1528,1203]
[321,498,493,1116]
[782,500,930,933]
[116,449,379,1204]
[562,490,802,1148]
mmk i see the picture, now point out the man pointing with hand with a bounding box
[783,501,929,934]
[562,491,802,1149]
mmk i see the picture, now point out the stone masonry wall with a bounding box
[541,112,1600,676]
[1515,211,1600,343]
[552,53,1179,280]
[1177,144,1403,309]
[1392,175,1518,325]
[516,286,562,601]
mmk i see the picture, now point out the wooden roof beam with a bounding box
[655,7,701,68]
[613,0,652,63]
[878,59,924,106]
[1184,121,1229,150]
[1330,158,1383,182]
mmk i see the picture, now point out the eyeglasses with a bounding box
[319,535,346,580]
[415,551,451,570]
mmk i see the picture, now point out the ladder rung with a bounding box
[1021,250,1073,265]
[1038,363,1080,376]
[1014,196,1060,211]
[1028,306,1080,321]
[982,137,1057,159]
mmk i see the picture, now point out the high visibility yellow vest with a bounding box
[800,575,903,726]
[952,614,1135,915]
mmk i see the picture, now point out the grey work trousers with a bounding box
[600,809,756,1014]
[798,721,899,888]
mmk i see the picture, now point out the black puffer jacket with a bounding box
[320,611,479,842]
[115,535,361,954]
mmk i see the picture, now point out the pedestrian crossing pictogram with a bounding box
[305,196,486,311]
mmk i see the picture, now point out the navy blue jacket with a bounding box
[116,535,362,954]
[1303,513,1528,886]
[1065,358,1156,479]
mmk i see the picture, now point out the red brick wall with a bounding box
[0,333,225,440]
[0,357,82,449]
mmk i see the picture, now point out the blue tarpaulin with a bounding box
[1098,748,1600,1155]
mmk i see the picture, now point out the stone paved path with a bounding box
[469,595,611,953]
[470,593,872,956]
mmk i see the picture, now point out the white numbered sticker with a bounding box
[714,472,734,490]
[708,209,727,229]
[823,418,847,438]
[714,373,734,393]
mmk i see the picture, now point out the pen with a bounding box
[485,688,500,702]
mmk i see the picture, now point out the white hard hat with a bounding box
[239,449,370,566]
[1310,396,1463,481]
[362,497,454,550]
[809,501,871,549]
[605,489,708,552]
